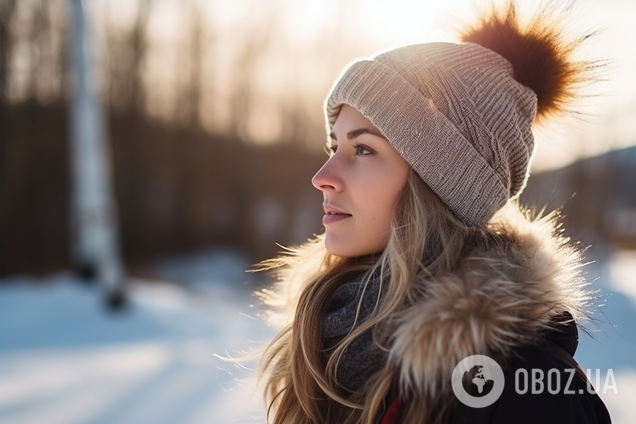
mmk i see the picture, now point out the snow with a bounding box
[0,249,274,424]
[0,249,635,423]
[608,250,636,309]
[574,253,636,424]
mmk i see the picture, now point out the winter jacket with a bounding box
[374,208,612,423]
[378,312,612,423]
[275,206,613,423]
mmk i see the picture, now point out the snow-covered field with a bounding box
[0,250,275,424]
[0,249,634,424]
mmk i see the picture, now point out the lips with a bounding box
[322,204,352,225]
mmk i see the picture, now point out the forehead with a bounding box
[332,105,375,132]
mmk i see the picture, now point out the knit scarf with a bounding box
[321,271,388,393]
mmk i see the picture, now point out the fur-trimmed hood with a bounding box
[263,204,597,404]
[389,205,594,399]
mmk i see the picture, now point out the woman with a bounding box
[256,3,612,423]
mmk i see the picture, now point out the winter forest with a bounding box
[1,0,636,423]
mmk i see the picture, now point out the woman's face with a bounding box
[312,105,411,257]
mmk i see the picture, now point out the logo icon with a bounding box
[452,355,505,408]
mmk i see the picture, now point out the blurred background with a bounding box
[0,0,635,423]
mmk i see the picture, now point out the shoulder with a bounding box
[389,205,596,395]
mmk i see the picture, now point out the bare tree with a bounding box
[227,2,280,139]
[0,0,16,100]
[176,1,206,127]
[68,0,125,307]
[106,0,152,114]
[0,0,17,256]
[25,0,51,101]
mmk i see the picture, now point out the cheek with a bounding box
[364,170,408,228]
[376,185,402,226]
[379,168,409,212]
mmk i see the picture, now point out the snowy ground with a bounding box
[0,250,275,424]
[0,249,635,424]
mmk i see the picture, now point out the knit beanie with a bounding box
[324,4,591,225]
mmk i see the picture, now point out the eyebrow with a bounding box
[329,127,387,141]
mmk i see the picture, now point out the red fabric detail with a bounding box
[379,396,402,424]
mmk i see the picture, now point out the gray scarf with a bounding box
[321,272,388,393]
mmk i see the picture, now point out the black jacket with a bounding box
[448,314,612,423]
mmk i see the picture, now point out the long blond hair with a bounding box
[258,169,502,423]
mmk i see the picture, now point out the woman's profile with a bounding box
[254,2,612,423]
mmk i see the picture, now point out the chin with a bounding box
[325,238,379,259]
[325,238,354,258]
[324,245,352,258]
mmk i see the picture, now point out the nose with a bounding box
[311,157,343,192]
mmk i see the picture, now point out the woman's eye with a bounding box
[354,144,373,155]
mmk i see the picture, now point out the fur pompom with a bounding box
[459,2,595,121]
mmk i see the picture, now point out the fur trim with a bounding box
[262,203,597,403]
[389,204,593,398]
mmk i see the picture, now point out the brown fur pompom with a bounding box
[459,2,596,122]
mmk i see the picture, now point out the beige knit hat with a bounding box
[324,4,592,225]
[325,42,537,225]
